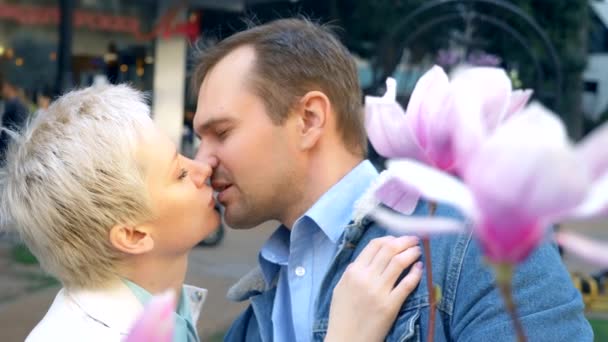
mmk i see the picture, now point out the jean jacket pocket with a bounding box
[385,307,421,342]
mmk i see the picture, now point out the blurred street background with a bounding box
[1,0,608,340]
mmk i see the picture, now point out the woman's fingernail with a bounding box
[415,261,424,269]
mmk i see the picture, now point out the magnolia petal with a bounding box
[464,103,589,220]
[556,231,608,267]
[451,67,512,131]
[431,85,485,173]
[475,219,548,264]
[365,78,398,104]
[382,159,478,218]
[504,89,533,119]
[371,206,466,235]
[404,65,450,151]
[365,80,424,159]
[569,173,608,219]
[576,120,608,181]
[126,290,175,342]
[506,102,569,144]
[375,176,420,215]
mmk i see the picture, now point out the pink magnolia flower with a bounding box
[570,121,608,218]
[552,120,608,265]
[371,104,603,264]
[126,290,176,342]
[365,65,532,175]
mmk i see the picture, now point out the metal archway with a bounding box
[369,0,562,108]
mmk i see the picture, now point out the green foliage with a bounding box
[589,319,608,341]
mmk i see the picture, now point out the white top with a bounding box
[26,281,207,342]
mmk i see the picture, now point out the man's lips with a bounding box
[211,181,234,204]
[211,181,232,192]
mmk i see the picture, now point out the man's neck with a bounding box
[120,253,189,300]
[282,150,364,229]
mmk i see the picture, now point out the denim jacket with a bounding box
[224,201,593,341]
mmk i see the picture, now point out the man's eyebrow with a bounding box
[198,117,233,134]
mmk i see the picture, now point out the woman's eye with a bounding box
[178,168,189,180]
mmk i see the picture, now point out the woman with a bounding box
[0,84,423,341]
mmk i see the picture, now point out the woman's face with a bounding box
[137,121,220,255]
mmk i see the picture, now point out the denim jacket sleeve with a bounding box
[449,236,593,341]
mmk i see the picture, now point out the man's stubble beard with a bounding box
[223,169,302,229]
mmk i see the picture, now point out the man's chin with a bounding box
[223,211,261,230]
[225,220,259,230]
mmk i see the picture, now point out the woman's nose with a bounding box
[189,160,212,188]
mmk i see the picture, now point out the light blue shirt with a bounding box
[259,160,378,342]
[123,279,199,342]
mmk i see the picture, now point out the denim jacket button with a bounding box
[295,266,306,277]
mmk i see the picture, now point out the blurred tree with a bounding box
[329,0,589,139]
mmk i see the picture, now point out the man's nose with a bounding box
[195,144,219,169]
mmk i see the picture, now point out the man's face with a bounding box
[194,46,301,228]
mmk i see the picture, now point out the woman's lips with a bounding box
[216,185,232,203]
[211,180,232,203]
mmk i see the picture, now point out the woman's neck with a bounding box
[120,253,189,300]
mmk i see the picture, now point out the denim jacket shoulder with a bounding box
[224,201,593,342]
[311,201,470,342]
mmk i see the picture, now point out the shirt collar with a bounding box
[122,279,192,318]
[300,160,378,243]
[258,160,378,286]
[67,279,206,336]
[259,226,290,285]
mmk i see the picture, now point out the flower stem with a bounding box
[494,263,527,342]
[425,202,437,342]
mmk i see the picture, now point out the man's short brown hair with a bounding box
[192,18,367,156]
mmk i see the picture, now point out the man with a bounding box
[192,18,593,341]
[0,75,29,165]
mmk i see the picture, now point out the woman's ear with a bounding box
[109,224,154,255]
[295,90,331,150]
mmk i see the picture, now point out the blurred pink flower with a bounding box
[365,65,532,216]
[365,65,533,175]
[552,120,608,265]
[126,290,175,342]
[371,104,606,264]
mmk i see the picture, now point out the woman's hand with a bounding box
[325,235,423,342]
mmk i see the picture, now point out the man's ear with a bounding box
[109,224,154,255]
[295,91,331,150]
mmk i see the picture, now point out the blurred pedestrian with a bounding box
[0,73,29,165]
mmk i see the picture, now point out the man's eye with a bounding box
[178,168,188,180]
[217,129,229,139]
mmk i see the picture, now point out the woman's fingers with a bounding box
[325,236,425,342]
[390,261,424,303]
[354,236,398,266]
[381,245,422,286]
[368,236,420,274]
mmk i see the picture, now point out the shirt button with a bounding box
[295,266,306,277]
[191,291,204,302]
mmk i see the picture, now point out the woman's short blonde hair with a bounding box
[0,84,154,289]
